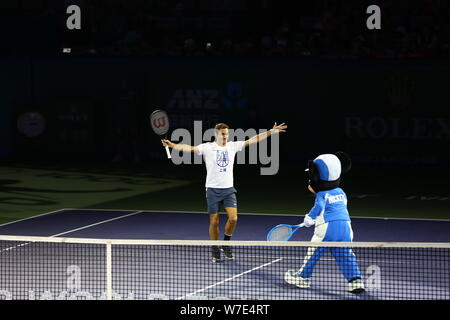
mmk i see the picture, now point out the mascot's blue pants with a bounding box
[298,220,362,282]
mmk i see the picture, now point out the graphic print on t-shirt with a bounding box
[216,150,229,172]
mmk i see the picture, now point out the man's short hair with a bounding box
[214,123,229,130]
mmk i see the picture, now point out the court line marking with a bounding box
[0,208,139,228]
[50,211,143,237]
[176,258,283,300]
[0,211,143,253]
[0,208,68,228]
[2,208,448,227]
[63,208,450,222]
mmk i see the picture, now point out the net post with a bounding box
[106,240,112,300]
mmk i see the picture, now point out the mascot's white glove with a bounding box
[303,215,316,228]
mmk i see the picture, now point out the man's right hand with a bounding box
[161,139,174,148]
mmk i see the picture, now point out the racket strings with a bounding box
[268,226,292,241]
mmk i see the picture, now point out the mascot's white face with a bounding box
[313,154,342,181]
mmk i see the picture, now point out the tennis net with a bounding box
[0,235,449,300]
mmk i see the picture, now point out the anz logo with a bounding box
[222,82,249,110]
[167,83,248,110]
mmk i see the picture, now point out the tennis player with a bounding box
[162,122,287,262]
[284,152,365,293]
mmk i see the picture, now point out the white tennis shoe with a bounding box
[284,270,310,288]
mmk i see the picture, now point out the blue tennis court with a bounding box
[1,208,450,241]
[0,209,449,300]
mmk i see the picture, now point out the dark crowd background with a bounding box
[0,0,448,174]
[1,0,449,59]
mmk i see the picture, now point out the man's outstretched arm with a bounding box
[161,139,199,153]
[243,122,287,148]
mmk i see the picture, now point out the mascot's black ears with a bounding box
[307,160,315,174]
[306,159,320,190]
[306,160,315,180]
[335,151,352,175]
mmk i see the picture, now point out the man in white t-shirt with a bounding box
[162,122,287,262]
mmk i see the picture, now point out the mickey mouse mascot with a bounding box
[284,152,365,294]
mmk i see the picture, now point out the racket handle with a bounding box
[165,146,172,159]
[299,223,305,227]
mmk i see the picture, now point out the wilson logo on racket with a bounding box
[152,117,167,128]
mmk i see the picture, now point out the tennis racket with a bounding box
[266,223,305,241]
[150,109,171,159]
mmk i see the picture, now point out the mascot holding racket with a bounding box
[284,152,365,294]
